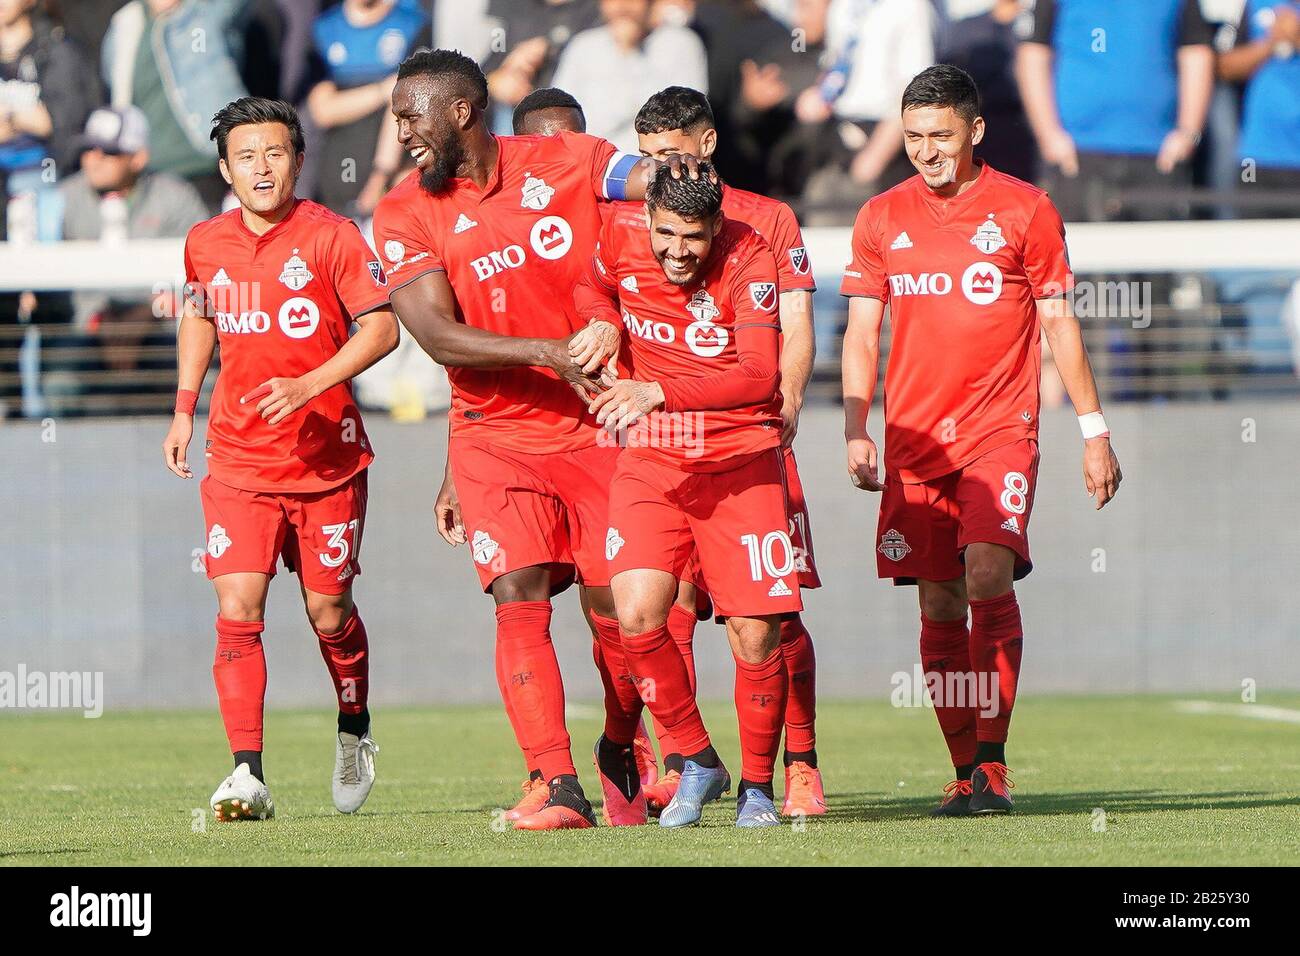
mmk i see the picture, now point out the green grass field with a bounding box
[2,695,1297,866]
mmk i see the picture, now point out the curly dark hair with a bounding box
[645,161,722,221]
[397,48,489,110]
[634,86,714,136]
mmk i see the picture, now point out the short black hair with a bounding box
[645,161,722,221]
[634,86,714,136]
[513,88,585,134]
[210,97,305,161]
[901,64,981,124]
[397,48,489,110]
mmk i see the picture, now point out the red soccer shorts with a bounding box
[608,448,803,619]
[450,437,619,592]
[200,471,368,595]
[781,445,821,590]
[875,438,1039,585]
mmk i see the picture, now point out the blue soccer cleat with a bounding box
[735,787,781,828]
[658,759,730,828]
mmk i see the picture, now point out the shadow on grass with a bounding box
[818,788,1300,822]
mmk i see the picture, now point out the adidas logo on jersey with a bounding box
[768,578,793,597]
[890,232,913,250]
[621,275,638,293]
[454,213,478,234]
[1000,516,1021,535]
[211,268,232,287]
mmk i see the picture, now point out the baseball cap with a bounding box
[78,107,150,156]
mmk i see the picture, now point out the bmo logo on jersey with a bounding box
[529,215,573,260]
[623,309,674,344]
[888,272,953,297]
[888,263,1004,305]
[469,216,575,280]
[278,297,320,338]
[961,261,1003,304]
[215,311,271,334]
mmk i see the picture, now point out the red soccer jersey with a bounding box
[721,184,815,293]
[183,199,389,493]
[840,164,1074,483]
[372,131,641,454]
[579,204,783,471]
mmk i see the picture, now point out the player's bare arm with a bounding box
[162,295,217,479]
[777,289,815,445]
[842,295,886,492]
[433,446,465,546]
[1038,295,1123,509]
[389,269,604,396]
[241,307,400,425]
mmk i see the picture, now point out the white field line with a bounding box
[1174,700,1300,724]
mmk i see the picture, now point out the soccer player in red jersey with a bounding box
[371,51,685,830]
[426,84,662,820]
[161,98,399,821]
[619,87,826,817]
[571,163,798,828]
[841,66,1122,815]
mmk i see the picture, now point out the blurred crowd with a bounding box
[1,0,1299,416]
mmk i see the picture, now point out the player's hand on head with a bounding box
[846,435,883,492]
[662,153,715,183]
[240,376,320,425]
[434,472,465,546]
[1083,437,1121,510]
[162,414,194,479]
[568,321,621,375]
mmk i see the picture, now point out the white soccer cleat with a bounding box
[333,731,379,813]
[210,763,274,821]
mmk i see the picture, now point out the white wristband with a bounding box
[1078,411,1109,440]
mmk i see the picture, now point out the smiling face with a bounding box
[649,207,721,286]
[392,74,469,195]
[902,104,984,192]
[218,122,301,217]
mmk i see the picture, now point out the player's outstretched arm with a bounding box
[242,307,400,426]
[621,154,713,201]
[778,290,815,446]
[842,295,885,492]
[162,297,216,479]
[1038,296,1122,510]
[389,270,604,396]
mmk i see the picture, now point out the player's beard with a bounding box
[920,156,957,190]
[418,130,467,195]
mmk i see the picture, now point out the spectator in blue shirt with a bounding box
[1016,0,1215,221]
[305,0,429,216]
[1219,0,1300,210]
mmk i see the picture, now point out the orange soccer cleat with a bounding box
[780,761,827,816]
[632,718,659,787]
[642,768,681,815]
[513,778,598,830]
[502,777,550,822]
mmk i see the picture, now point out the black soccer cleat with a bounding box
[930,778,974,817]
[969,762,1015,814]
